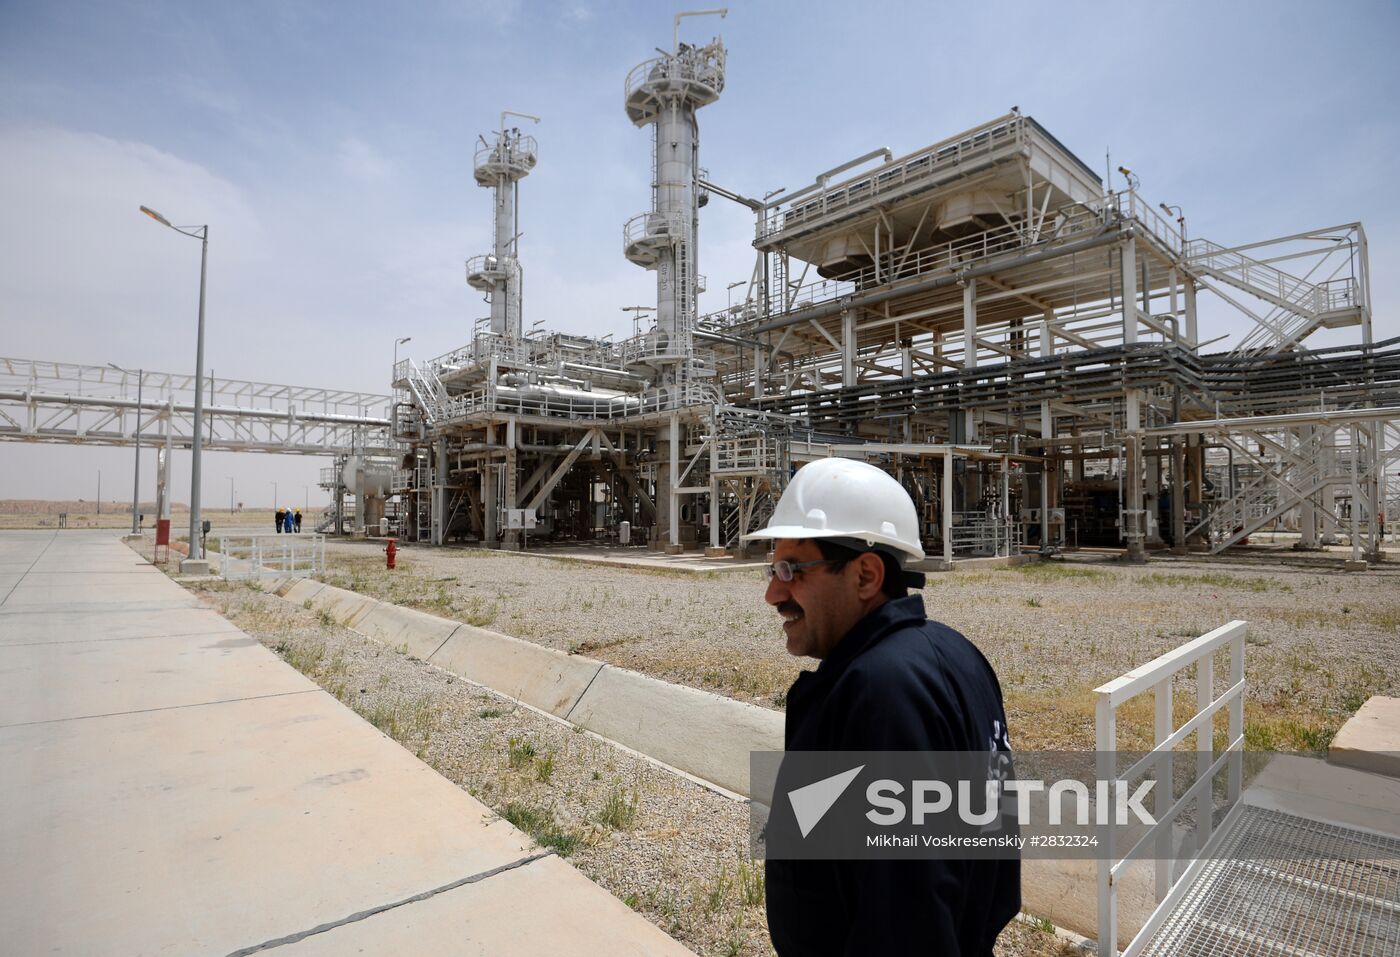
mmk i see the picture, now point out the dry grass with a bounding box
[308,542,1400,754]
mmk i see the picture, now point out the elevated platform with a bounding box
[756,113,1103,267]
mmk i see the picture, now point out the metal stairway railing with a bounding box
[1185,238,1358,354]
[314,506,338,534]
[404,360,449,425]
[1188,450,1334,553]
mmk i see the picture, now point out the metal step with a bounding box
[1138,805,1400,957]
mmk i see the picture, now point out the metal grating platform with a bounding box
[1140,806,1400,957]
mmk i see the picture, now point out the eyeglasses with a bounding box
[763,559,844,582]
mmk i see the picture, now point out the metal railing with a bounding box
[464,254,509,283]
[1188,441,1334,552]
[1109,191,1186,256]
[753,203,1106,318]
[714,434,785,473]
[624,49,725,103]
[946,510,1020,555]
[1095,621,1247,957]
[434,379,720,423]
[1185,238,1355,318]
[473,134,537,178]
[623,210,685,251]
[762,113,1026,239]
[216,532,326,582]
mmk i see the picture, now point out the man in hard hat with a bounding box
[745,457,1019,956]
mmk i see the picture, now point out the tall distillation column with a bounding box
[622,14,725,547]
[467,113,539,339]
[622,31,724,389]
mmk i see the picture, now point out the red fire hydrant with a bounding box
[385,538,398,570]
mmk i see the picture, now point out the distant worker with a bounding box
[275,507,285,533]
[293,509,303,533]
[745,457,1019,956]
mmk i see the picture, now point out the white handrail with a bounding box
[1094,620,1247,957]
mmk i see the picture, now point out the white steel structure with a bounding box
[383,23,1397,566]
[0,357,391,454]
[467,112,539,339]
[0,356,393,530]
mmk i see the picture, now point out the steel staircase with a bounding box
[1185,238,1361,355]
[314,506,337,534]
[1188,439,1340,552]
[404,360,449,424]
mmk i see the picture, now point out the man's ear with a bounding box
[854,552,885,601]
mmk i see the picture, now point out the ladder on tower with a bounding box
[414,460,433,542]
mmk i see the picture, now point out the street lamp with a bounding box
[227,476,235,514]
[1159,203,1187,247]
[393,336,412,381]
[108,363,144,534]
[141,205,209,569]
[726,280,744,310]
[621,305,654,337]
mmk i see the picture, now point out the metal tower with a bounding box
[467,112,539,339]
[622,13,726,391]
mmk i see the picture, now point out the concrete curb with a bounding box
[360,603,463,661]
[432,625,601,718]
[281,578,781,796]
[566,666,782,797]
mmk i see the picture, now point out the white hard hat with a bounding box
[744,457,925,563]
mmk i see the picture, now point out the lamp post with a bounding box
[394,336,412,375]
[141,205,209,568]
[726,280,744,310]
[108,363,144,533]
[1158,203,1187,248]
[227,476,235,514]
[272,480,278,510]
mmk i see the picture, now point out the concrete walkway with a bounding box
[0,531,693,956]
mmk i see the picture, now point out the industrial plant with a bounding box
[2,19,1396,569]
[344,24,1398,569]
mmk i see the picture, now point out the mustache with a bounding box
[777,601,803,617]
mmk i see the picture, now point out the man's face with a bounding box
[764,538,865,660]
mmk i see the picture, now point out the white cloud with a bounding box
[334,136,394,184]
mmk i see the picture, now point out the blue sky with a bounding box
[2,0,1398,503]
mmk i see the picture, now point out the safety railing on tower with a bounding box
[473,134,538,179]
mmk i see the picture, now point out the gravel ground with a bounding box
[318,541,1400,752]
[177,577,1070,957]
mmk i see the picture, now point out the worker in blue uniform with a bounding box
[745,457,1020,956]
